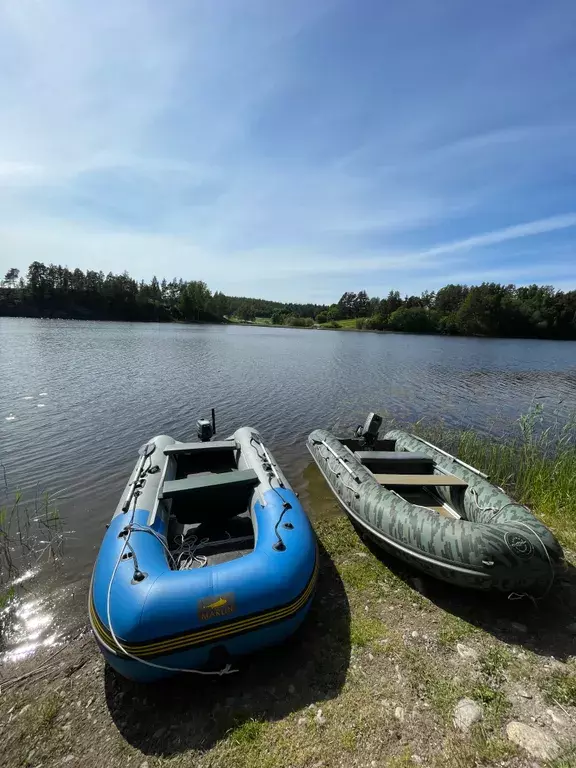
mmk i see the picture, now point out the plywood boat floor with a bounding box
[168,511,255,568]
[401,489,460,519]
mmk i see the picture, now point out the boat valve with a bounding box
[132,570,146,583]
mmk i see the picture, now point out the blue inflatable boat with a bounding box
[89,426,318,682]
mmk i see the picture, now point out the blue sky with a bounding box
[1,0,575,303]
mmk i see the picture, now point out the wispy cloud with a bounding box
[0,0,575,300]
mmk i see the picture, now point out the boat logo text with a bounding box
[198,592,236,620]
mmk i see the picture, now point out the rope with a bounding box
[251,434,292,550]
[106,480,237,676]
[172,533,209,570]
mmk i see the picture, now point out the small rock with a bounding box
[412,757,423,765]
[308,703,317,710]
[506,722,561,760]
[140,762,149,768]
[566,622,576,635]
[546,709,567,728]
[355,552,368,558]
[368,652,374,661]
[314,708,326,726]
[453,698,483,732]
[456,643,479,662]
[297,717,307,726]
[411,631,419,638]
[394,706,405,722]
[517,690,533,699]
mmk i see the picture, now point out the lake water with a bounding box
[1,318,576,661]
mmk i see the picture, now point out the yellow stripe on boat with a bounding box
[90,554,318,658]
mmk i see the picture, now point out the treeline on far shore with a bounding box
[1,262,575,340]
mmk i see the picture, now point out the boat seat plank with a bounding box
[164,440,236,456]
[356,451,432,462]
[339,438,396,451]
[160,468,259,499]
[374,473,467,487]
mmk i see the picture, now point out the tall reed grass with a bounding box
[409,403,576,552]
[0,484,63,614]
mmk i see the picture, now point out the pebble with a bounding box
[394,706,405,722]
[453,698,483,732]
[456,643,479,662]
[140,762,149,768]
[517,690,533,699]
[546,709,567,728]
[506,721,561,760]
[297,717,307,726]
[314,708,326,726]
[411,631,419,638]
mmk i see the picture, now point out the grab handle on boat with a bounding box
[316,439,361,483]
[411,435,488,479]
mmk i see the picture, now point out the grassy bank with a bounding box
[410,406,576,552]
[1,417,575,767]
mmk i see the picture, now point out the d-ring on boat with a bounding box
[90,413,318,682]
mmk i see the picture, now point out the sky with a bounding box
[1,0,576,303]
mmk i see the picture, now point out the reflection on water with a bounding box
[1,318,576,663]
[0,574,57,663]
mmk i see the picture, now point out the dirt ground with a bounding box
[1,514,575,768]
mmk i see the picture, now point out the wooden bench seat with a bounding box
[164,440,235,456]
[374,473,468,487]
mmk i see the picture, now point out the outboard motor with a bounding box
[354,412,382,449]
[197,408,217,442]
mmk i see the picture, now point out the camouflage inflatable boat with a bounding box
[307,414,563,596]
